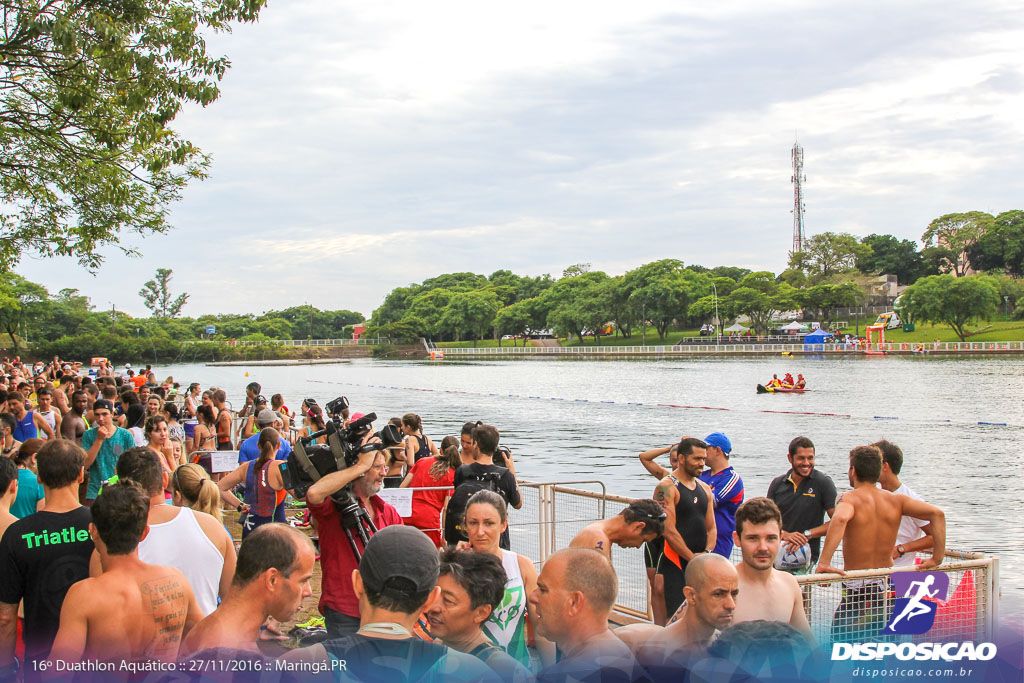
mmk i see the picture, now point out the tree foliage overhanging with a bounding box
[0,0,266,270]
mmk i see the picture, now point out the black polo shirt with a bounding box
[766,468,837,562]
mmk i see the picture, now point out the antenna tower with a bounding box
[790,142,806,254]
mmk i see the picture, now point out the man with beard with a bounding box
[766,436,837,569]
[654,437,716,618]
[730,498,814,642]
[305,430,403,638]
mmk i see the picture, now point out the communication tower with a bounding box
[791,142,806,254]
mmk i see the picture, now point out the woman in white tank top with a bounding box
[463,490,554,669]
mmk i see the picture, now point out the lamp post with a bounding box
[711,282,721,343]
[1005,296,1010,322]
[641,302,646,346]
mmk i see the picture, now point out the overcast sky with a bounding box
[16,0,1024,319]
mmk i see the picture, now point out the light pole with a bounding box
[641,302,646,346]
[1005,296,1010,322]
[711,283,721,343]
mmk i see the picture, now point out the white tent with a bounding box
[780,321,806,331]
[724,322,749,332]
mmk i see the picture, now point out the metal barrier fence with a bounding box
[510,480,999,642]
[443,341,1024,356]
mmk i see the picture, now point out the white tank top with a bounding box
[138,507,224,616]
[482,549,530,666]
[37,410,56,438]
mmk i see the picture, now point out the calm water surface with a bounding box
[162,355,1024,615]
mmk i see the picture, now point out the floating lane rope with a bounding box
[307,380,1019,429]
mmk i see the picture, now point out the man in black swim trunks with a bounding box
[654,437,716,620]
[638,442,679,625]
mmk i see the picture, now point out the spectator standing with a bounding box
[0,441,95,674]
[80,400,135,505]
[446,424,520,549]
[699,432,744,557]
[10,440,45,519]
[400,435,460,547]
[765,436,837,568]
[218,428,285,537]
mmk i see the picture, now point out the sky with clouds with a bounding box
[15,0,1024,319]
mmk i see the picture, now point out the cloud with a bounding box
[13,0,1023,317]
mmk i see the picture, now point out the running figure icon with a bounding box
[885,574,940,634]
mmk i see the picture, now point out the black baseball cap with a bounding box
[359,526,439,595]
[93,399,114,413]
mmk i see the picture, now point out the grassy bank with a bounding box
[831,320,1024,343]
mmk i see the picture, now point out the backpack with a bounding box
[446,468,504,542]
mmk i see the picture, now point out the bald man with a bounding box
[616,553,738,666]
[528,548,641,681]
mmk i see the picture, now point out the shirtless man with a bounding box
[617,553,738,668]
[180,524,314,657]
[816,445,946,640]
[60,390,89,444]
[49,481,201,664]
[730,497,814,642]
[570,499,665,558]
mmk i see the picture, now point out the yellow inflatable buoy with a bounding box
[781,351,794,358]
[244,372,249,376]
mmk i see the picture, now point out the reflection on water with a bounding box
[165,355,1024,612]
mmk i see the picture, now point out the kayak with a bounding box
[757,384,809,394]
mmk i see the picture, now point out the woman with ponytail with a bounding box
[217,427,284,538]
[399,435,461,547]
[171,463,224,525]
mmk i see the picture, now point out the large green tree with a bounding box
[789,232,870,280]
[0,0,267,269]
[723,272,798,334]
[900,274,1000,341]
[439,289,501,345]
[622,260,709,340]
[967,210,1024,278]
[0,271,48,353]
[921,211,993,277]
[856,234,927,284]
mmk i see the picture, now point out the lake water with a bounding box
[161,355,1024,615]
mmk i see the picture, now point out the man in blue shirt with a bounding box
[238,409,291,463]
[699,432,744,557]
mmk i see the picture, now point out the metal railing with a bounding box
[230,338,378,347]
[508,480,999,640]
[442,341,1024,356]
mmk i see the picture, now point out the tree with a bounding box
[900,275,1000,341]
[494,301,531,347]
[921,212,993,277]
[438,290,501,346]
[139,268,188,318]
[0,272,48,354]
[968,210,1024,278]
[789,232,870,280]
[723,272,798,334]
[622,260,709,340]
[0,0,267,270]
[857,234,927,284]
[798,283,860,324]
[542,271,609,343]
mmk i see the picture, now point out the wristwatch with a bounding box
[897,544,907,557]
[803,529,812,539]
[236,503,244,512]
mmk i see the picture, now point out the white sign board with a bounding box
[209,451,239,473]
[376,488,412,517]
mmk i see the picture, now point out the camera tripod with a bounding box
[332,489,378,560]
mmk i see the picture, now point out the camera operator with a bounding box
[305,429,403,639]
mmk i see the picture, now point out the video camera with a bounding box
[280,403,402,503]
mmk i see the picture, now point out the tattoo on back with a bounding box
[140,576,188,659]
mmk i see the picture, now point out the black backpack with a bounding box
[446,468,504,542]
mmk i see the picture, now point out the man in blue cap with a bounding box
[699,433,744,557]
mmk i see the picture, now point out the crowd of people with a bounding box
[0,354,950,681]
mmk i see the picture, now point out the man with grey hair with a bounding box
[529,548,641,681]
[306,429,403,638]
